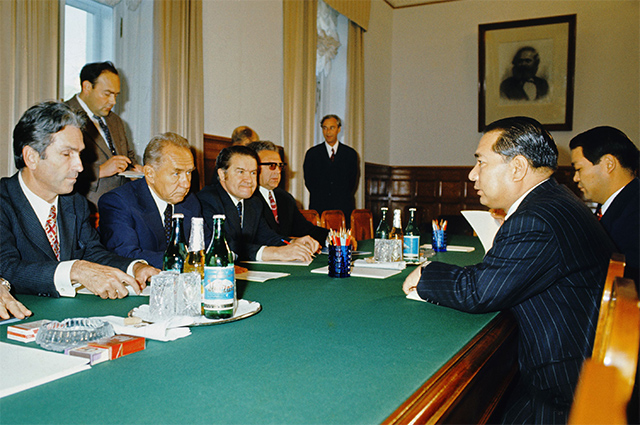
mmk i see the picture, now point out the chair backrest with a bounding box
[592,253,626,360]
[320,210,345,231]
[569,276,640,424]
[300,209,320,226]
[350,209,373,241]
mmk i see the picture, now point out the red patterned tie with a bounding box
[330,148,335,162]
[268,191,279,223]
[595,205,602,221]
[45,205,60,260]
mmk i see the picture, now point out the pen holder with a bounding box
[432,229,447,252]
[328,245,352,278]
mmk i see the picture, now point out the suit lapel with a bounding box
[57,196,77,261]
[137,180,166,249]
[258,193,278,231]
[68,96,112,158]
[216,183,242,238]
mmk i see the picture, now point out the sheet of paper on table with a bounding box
[461,210,501,253]
[0,342,91,399]
[420,244,475,253]
[406,290,426,302]
[236,270,290,282]
[311,266,402,279]
[241,259,312,267]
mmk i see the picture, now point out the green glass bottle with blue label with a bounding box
[203,214,236,319]
[403,208,420,263]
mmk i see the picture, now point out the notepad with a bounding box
[241,259,313,266]
[311,266,402,279]
[461,210,502,253]
[236,271,290,282]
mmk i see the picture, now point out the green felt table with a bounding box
[0,236,509,424]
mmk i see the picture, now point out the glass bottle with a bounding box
[403,208,420,263]
[163,213,187,272]
[388,209,404,262]
[374,207,391,262]
[203,214,236,319]
[184,217,206,314]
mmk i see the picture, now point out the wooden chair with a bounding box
[320,210,345,231]
[569,254,640,424]
[351,209,373,241]
[300,209,320,226]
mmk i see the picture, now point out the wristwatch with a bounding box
[0,277,10,292]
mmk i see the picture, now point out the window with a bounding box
[62,0,114,101]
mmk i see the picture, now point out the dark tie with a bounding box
[595,204,602,221]
[164,204,172,244]
[94,115,117,155]
[45,205,60,260]
[330,148,335,162]
[237,201,243,228]
[268,191,279,223]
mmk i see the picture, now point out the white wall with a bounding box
[370,0,639,167]
[202,0,284,144]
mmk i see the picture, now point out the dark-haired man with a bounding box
[231,126,260,146]
[248,141,329,245]
[66,61,142,208]
[500,46,549,101]
[0,101,158,299]
[197,146,319,262]
[403,117,614,424]
[570,126,639,284]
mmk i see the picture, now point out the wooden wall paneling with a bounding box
[203,134,232,186]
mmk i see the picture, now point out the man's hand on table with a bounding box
[132,262,160,292]
[0,281,32,320]
[262,236,321,262]
[71,260,157,298]
[402,265,423,295]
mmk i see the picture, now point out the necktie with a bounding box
[595,204,602,221]
[94,115,117,156]
[237,201,243,228]
[45,205,60,260]
[268,191,279,223]
[164,204,172,244]
[330,148,335,162]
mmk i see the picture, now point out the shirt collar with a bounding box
[76,95,99,122]
[505,178,549,220]
[258,186,274,204]
[147,182,170,221]
[324,141,339,157]
[18,170,58,226]
[601,184,626,216]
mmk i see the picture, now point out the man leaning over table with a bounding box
[402,117,615,425]
[197,145,320,262]
[0,101,158,299]
[99,132,206,269]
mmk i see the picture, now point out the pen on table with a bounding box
[281,239,291,245]
[0,317,22,326]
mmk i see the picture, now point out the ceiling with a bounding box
[384,0,460,9]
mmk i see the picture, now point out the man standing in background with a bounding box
[66,61,142,209]
[303,114,358,221]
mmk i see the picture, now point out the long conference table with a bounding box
[0,236,517,424]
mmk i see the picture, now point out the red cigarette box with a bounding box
[88,334,145,359]
[7,319,51,342]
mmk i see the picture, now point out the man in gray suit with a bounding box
[66,61,142,209]
[403,117,615,424]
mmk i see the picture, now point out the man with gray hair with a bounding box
[98,132,204,269]
[403,117,614,424]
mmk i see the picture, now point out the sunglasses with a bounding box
[260,162,286,170]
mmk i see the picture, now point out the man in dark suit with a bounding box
[500,46,549,101]
[65,61,142,209]
[197,146,319,262]
[403,117,615,424]
[247,141,329,245]
[0,102,157,298]
[303,114,359,220]
[99,132,204,269]
[570,126,639,286]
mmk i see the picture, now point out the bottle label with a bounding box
[403,235,420,261]
[203,265,235,311]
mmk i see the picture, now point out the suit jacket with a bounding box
[500,76,549,100]
[66,95,137,209]
[303,142,359,219]
[600,177,639,284]
[197,181,284,260]
[0,173,132,297]
[256,187,329,245]
[98,178,206,269]
[417,179,615,424]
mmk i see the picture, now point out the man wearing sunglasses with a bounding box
[248,141,329,245]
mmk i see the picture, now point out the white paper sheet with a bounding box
[0,342,91,399]
[235,271,290,282]
[420,244,475,253]
[406,290,426,302]
[461,210,502,254]
[353,259,407,270]
[241,259,312,266]
[310,266,402,279]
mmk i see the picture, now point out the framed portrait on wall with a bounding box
[478,14,576,131]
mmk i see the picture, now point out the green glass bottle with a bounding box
[203,214,236,319]
[162,213,187,272]
[403,208,420,263]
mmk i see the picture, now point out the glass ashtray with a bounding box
[35,318,115,352]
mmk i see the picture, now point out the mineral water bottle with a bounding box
[203,214,236,319]
[403,208,420,263]
[388,209,404,262]
[374,207,391,262]
[163,213,187,272]
[184,217,206,313]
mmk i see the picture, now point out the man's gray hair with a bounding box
[143,132,191,166]
[246,140,279,154]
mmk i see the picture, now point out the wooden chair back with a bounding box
[320,210,346,231]
[300,209,320,226]
[592,253,626,360]
[351,209,374,241]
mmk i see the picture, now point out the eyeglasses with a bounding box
[260,162,286,170]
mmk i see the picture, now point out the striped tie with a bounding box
[164,204,172,244]
[237,201,243,228]
[94,115,117,156]
[45,205,60,260]
[268,191,279,223]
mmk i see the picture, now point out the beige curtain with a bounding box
[283,0,318,205]
[152,0,204,188]
[324,0,370,31]
[0,0,59,178]
[346,21,365,209]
